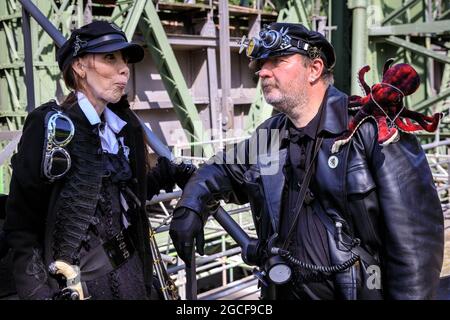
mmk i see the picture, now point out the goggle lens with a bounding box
[53,116,73,145]
[48,149,70,177]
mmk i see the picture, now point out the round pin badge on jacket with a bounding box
[328,155,338,169]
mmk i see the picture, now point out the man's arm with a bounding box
[176,138,252,215]
[360,122,444,299]
[169,137,253,263]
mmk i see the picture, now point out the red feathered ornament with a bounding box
[332,58,442,153]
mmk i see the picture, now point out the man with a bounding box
[169,23,444,300]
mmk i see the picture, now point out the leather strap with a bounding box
[282,135,324,250]
[80,227,135,281]
[313,202,378,267]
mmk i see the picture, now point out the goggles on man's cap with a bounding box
[239,23,336,70]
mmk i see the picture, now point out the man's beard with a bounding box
[262,80,309,117]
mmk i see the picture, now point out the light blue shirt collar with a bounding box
[76,91,127,134]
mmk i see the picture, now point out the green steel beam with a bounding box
[414,87,450,112]
[2,20,20,60]
[381,36,450,64]
[348,0,368,95]
[122,0,146,41]
[369,20,450,36]
[110,1,133,26]
[4,69,21,113]
[244,0,311,133]
[437,42,450,111]
[381,0,421,25]
[0,111,27,117]
[111,1,212,157]
[33,0,72,59]
[140,1,213,157]
[285,0,311,29]
[0,12,22,22]
[244,82,273,134]
[110,0,145,42]
[331,0,351,94]
[439,9,450,20]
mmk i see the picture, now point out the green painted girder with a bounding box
[369,20,450,36]
[437,43,450,112]
[139,1,214,157]
[244,0,311,134]
[33,0,72,60]
[414,87,450,113]
[244,81,273,134]
[439,9,450,20]
[110,0,135,34]
[0,12,22,22]
[379,36,450,65]
[122,0,146,41]
[94,1,214,157]
[0,0,81,125]
[381,0,421,25]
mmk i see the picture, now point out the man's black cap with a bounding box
[57,20,144,71]
[252,22,335,69]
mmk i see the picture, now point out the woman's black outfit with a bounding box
[4,95,189,300]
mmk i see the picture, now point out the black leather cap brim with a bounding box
[85,42,144,63]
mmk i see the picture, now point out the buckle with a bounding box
[102,228,135,268]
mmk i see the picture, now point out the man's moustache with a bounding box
[262,81,276,89]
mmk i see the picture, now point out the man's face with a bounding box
[259,54,309,114]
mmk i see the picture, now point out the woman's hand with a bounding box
[148,157,196,196]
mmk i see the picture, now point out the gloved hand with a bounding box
[173,161,197,189]
[148,157,197,197]
[169,207,205,264]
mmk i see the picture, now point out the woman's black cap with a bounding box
[57,20,144,71]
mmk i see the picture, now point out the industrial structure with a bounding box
[0,0,449,299]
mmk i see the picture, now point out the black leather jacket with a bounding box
[177,86,444,299]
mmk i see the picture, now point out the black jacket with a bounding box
[177,86,444,299]
[4,98,158,299]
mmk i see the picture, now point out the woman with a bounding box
[4,21,193,300]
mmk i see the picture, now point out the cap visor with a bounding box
[85,42,144,63]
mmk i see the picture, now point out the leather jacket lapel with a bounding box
[259,148,287,234]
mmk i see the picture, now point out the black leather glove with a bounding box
[172,161,197,189]
[148,157,197,197]
[169,207,205,264]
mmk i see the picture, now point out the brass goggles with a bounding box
[239,26,309,60]
[42,111,75,181]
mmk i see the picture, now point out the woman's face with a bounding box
[75,51,130,106]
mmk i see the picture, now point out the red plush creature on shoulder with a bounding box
[332,58,442,153]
